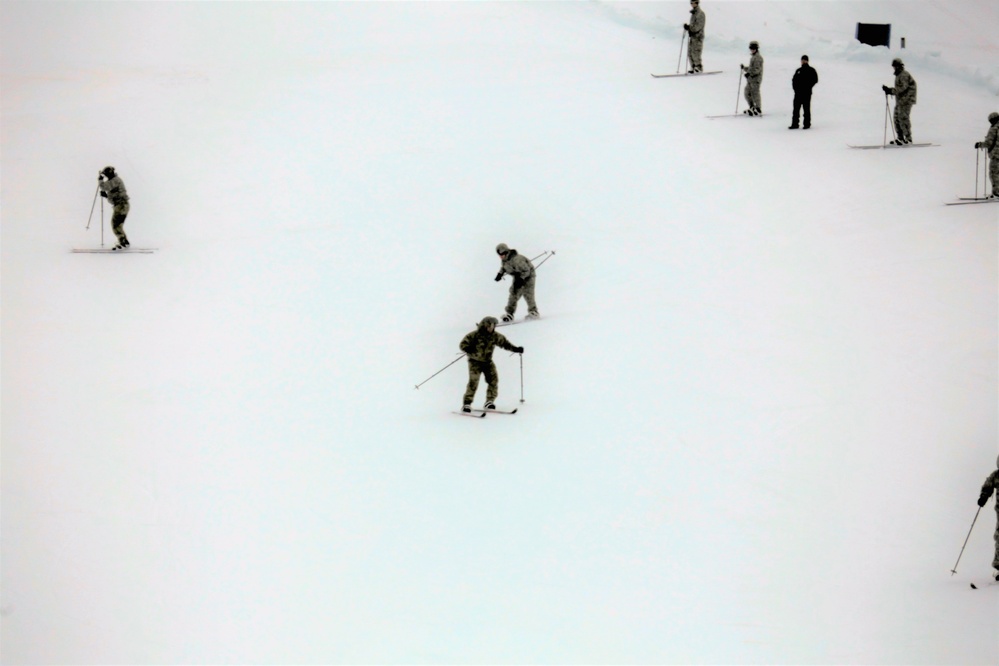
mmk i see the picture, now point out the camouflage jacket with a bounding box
[889,69,917,105]
[981,123,999,159]
[460,325,518,363]
[99,175,129,206]
[687,7,705,37]
[745,52,763,82]
[498,249,536,284]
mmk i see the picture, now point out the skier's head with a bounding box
[801,55,809,63]
[891,58,904,70]
[478,316,499,331]
[496,243,510,257]
[749,40,759,52]
[690,0,698,6]
[101,166,116,178]
[989,112,999,125]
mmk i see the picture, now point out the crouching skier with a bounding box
[459,316,523,413]
[977,454,999,581]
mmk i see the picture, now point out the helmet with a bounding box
[101,166,116,178]
[478,316,499,329]
[891,58,904,67]
[496,243,510,255]
[989,112,999,124]
[749,40,759,50]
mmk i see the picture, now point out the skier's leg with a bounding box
[524,277,539,316]
[505,284,522,319]
[484,360,499,404]
[989,156,999,197]
[463,360,482,406]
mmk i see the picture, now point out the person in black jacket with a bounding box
[789,55,818,129]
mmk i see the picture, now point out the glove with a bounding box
[975,142,983,149]
[683,23,689,31]
[744,73,749,80]
[882,85,891,94]
[980,492,990,508]
[513,346,524,354]
[495,272,504,282]
[100,191,108,198]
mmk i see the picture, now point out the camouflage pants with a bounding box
[688,36,704,70]
[110,202,130,244]
[894,102,914,141]
[505,276,538,318]
[744,80,762,111]
[994,504,999,570]
[463,358,498,406]
[989,156,999,196]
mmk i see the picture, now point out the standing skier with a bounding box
[882,58,917,145]
[741,41,764,116]
[459,316,523,412]
[976,455,999,581]
[789,55,818,129]
[98,166,130,250]
[683,0,706,74]
[973,111,999,199]
[494,243,540,323]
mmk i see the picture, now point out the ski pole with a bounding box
[100,192,105,247]
[534,250,556,269]
[415,353,466,390]
[950,506,981,575]
[85,179,100,230]
[975,148,981,199]
[676,29,687,75]
[519,352,525,403]
[529,251,551,263]
[884,93,897,146]
[735,66,744,114]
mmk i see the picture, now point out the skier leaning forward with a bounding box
[98,166,130,250]
[977,454,999,581]
[459,316,523,412]
[494,243,540,322]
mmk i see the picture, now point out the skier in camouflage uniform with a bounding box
[976,454,999,581]
[98,166,130,250]
[458,316,523,412]
[974,112,999,199]
[494,243,540,323]
[683,0,706,74]
[741,41,763,116]
[882,58,917,145]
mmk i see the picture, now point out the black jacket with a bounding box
[792,64,818,95]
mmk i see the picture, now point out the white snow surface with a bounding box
[2,1,998,663]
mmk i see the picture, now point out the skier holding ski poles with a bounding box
[495,243,540,323]
[973,112,999,199]
[459,316,523,413]
[741,41,764,116]
[882,58,917,145]
[683,0,706,74]
[98,166,131,250]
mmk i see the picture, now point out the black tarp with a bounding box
[856,23,891,48]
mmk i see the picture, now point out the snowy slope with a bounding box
[2,1,998,664]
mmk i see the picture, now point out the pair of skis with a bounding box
[452,407,519,418]
[71,248,156,254]
[847,143,938,150]
[945,196,998,207]
[651,70,722,79]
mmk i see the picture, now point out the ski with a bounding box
[470,407,518,415]
[652,71,722,78]
[71,248,156,254]
[706,113,765,119]
[496,316,540,327]
[453,411,486,418]
[847,143,938,150]
[945,197,999,206]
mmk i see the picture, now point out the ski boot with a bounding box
[501,314,514,322]
[484,401,496,410]
[526,311,540,321]
[462,404,472,413]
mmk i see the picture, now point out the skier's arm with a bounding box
[979,471,999,506]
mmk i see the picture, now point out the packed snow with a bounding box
[2,1,998,663]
